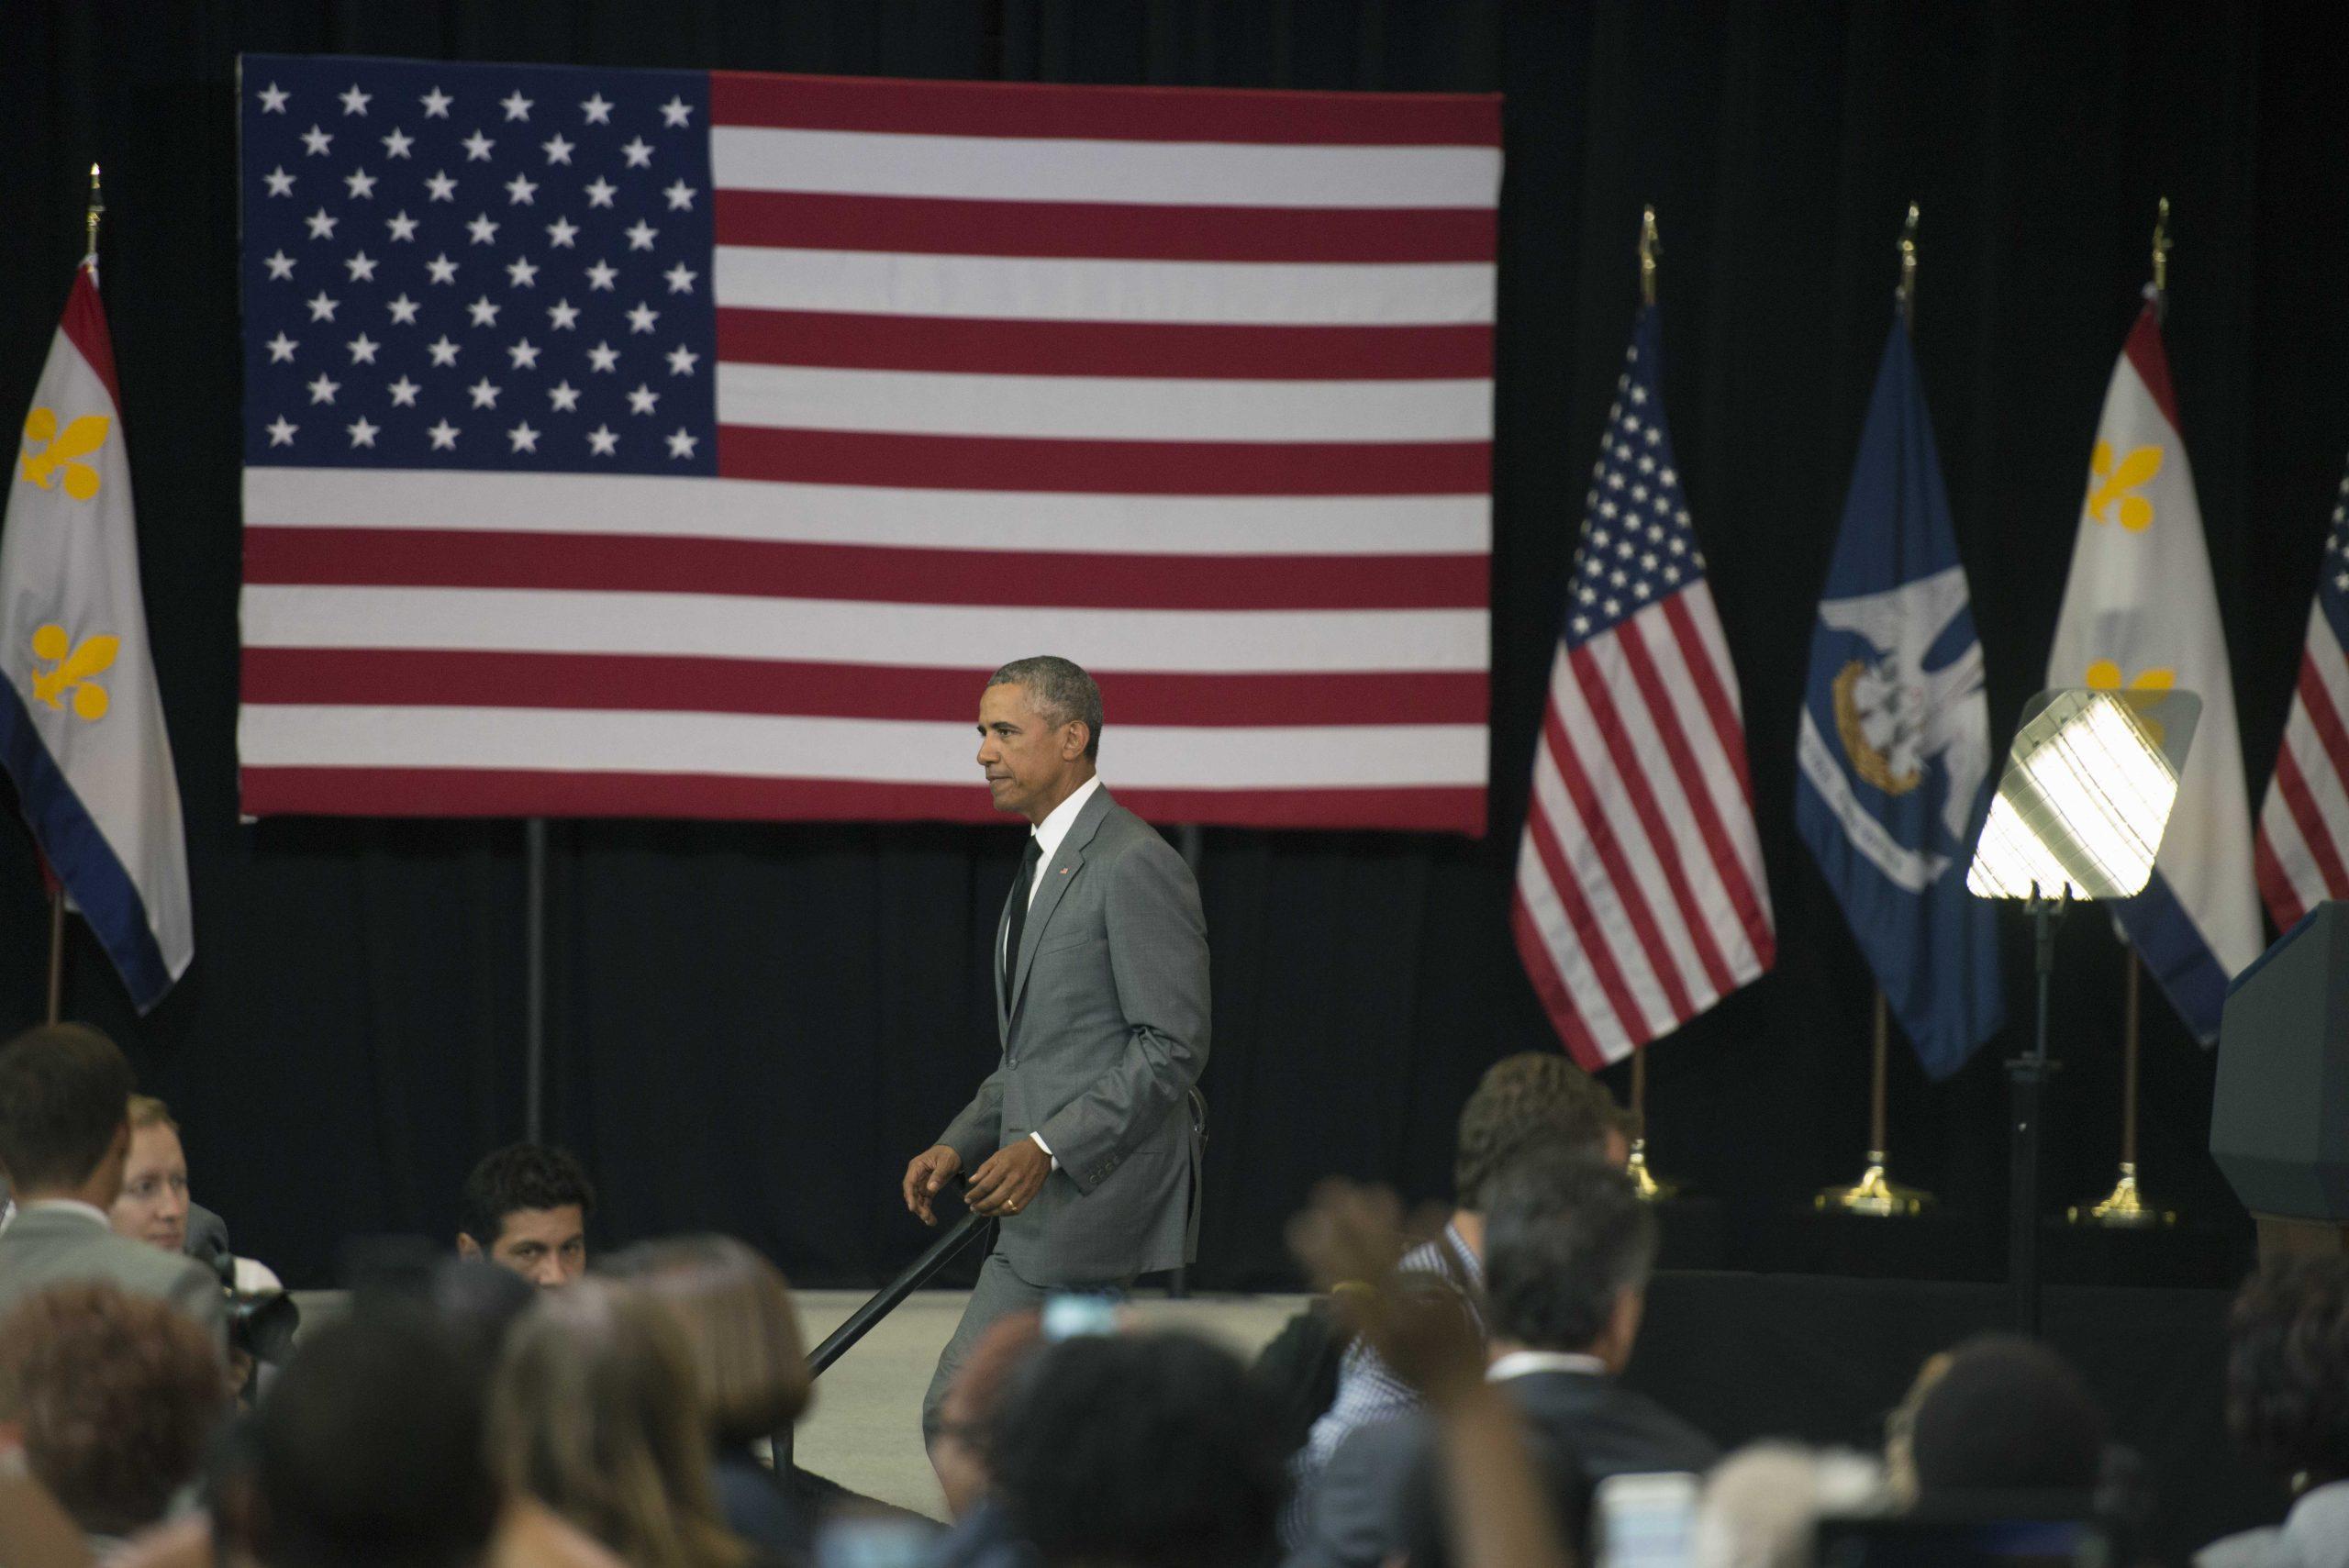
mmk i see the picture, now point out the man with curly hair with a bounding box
[1286,1051,1629,1544]
[2200,1256,2349,1568]
[0,1280,230,1548]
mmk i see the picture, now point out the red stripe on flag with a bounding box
[2273,745,2349,906]
[60,270,123,409]
[1612,620,1740,996]
[708,72,1502,148]
[713,189,1495,263]
[718,426,1490,496]
[2121,304,2184,434]
[1520,750,1652,1049]
[2296,655,2349,792]
[1661,594,1755,808]
[1623,613,1772,975]
[1559,653,1698,1022]
[237,766,1486,830]
[1540,693,1687,1025]
[2255,826,2307,932]
[1508,895,1609,1071]
[716,309,1493,381]
[239,651,1486,728]
[240,528,1488,612]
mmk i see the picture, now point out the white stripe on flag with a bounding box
[1550,671,1700,1028]
[1586,621,1748,994]
[1528,718,1677,1040]
[712,247,1497,326]
[712,362,1495,443]
[242,469,1490,557]
[710,126,1502,208]
[1511,840,1632,1062]
[237,706,1488,788]
[1633,603,1766,966]
[239,585,1492,673]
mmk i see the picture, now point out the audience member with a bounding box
[246,1306,502,1568]
[1283,1050,1629,1540]
[991,1329,1286,1568]
[0,1025,225,1345]
[930,1311,1045,1522]
[1290,1151,1714,1568]
[487,1276,758,1568]
[109,1096,191,1254]
[1692,1443,1887,1568]
[2199,1256,2349,1568]
[459,1144,595,1289]
[604,1237,815,1562]
[0,1281,230,1549]
[1893,1335,2106,1500]
[1288,1177,1575,1568]
[110,1095,284,1301]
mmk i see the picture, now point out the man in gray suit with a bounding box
[905,655,1210,1440]
[0,1023,225,1348]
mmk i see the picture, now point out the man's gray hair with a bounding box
[988,656,1104,760]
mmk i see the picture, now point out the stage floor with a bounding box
[794,1288,1308,1518]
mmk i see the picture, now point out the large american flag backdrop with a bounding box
[234,55,1500,829]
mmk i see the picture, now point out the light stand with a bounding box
[1968,687,2199,1332]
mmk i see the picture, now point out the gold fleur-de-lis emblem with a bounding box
[2087,441,2162,531]
[29,625,118,721]
[2086,659,2174,744]
[17,408,110,501]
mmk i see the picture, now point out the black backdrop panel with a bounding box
[6,1,2346,1293]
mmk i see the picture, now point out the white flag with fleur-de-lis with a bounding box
[0,264,191,1010]
[2043,299,2256,1041]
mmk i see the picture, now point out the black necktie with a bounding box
[1003,835,1041,1000]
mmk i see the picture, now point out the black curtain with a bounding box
[6,0,2344,1293]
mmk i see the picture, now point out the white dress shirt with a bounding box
[1008,773,1103,1169]
[1488,1349,1608,1382]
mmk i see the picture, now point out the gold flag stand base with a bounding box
[2066,1163,2175,1229]
[1815,1154,1933,1218]
[1625,1140,1682,1203]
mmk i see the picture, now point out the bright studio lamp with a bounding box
[1967,686,2199,1331]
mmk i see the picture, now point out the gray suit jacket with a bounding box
[941,785,1209,1285]
[0,1204,228,1349]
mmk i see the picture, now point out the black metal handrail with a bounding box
[807,1183,993,1379]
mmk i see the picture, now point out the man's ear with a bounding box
[457,1233,483,1260]
[1063,721,1091,761]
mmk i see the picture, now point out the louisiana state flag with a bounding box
[2045,302,2257,1041]
[0,264,192,1009]
[1796,322,2003,1079]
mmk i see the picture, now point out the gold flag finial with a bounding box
[84,162,104,271]
[2151,195,2172,299]
[1638,206,1660,307]
[1897,201,1920,334]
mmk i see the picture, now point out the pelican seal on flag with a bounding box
[1819,563,1992,862]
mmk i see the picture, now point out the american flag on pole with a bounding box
[236,55,1499,830]
[2255,457,2349,929]
[1511,306,1775,1069]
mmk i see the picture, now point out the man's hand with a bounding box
[903,1144,963,1227]
[963,1139,1052,1218]
[1287,1178,1485,1408]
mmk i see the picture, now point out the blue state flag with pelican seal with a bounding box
[1795,322,2003,1079]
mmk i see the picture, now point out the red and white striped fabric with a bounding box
[1511,307,1774,1068]
[237,59,1500,829]
[2255,463,2349,928]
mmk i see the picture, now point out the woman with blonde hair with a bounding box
[487,1276,760,1568]
[603,1236,813,1562]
